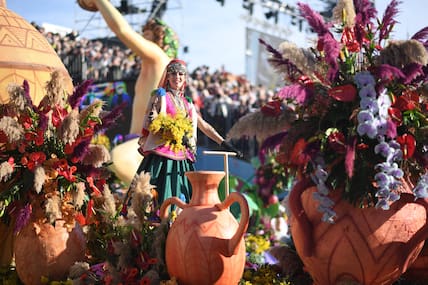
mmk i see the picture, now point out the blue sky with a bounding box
[6,0,425,75]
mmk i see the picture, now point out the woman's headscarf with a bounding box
[158,59,188,91]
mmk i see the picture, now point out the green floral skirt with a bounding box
[132,153,194,208]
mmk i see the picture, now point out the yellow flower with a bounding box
[245,234,270,254]
[149,111,193,153]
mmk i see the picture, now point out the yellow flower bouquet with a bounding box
[149,110,193,153]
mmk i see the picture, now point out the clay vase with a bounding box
[159,171,249,285]
[0,2,73,104]
[288,178,428,285]
[13,219,86,285]
[402,241,428,282]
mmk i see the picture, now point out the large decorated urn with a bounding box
[0,0,73,104]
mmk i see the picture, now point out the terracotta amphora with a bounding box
[289,178,428,285]
[160,171,249,285]
[14,219,86,285]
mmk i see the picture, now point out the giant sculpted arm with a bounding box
[78,0,171,134]
[78,0,173,185]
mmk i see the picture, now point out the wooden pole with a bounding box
[203,150,236,197]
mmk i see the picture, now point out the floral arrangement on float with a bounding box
[255,0,428,283]
[261,0,428,216]
[0,71,123,284]
[0,71,120,230]
[68,171,176,285]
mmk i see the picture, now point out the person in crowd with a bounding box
[127,59,241,207]
[77,0,179,185]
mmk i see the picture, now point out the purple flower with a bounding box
[413,174,428,199]
[358,85,377,98]
[313,192,335,208]
[374,172,392,188]
[376,188,391,198]
[374,141,391,157]
[376,118,389,136]
[277,84,313,105]
[68,79,93,109]
[14,204,32,234]
[357,121,378,139]
[354,71,376,88]
[360,97,379,113]
[378,0,400,44]
[321,207,337,223]
[357,110,375,123]
[376,198,390,210]
[377,92,391,119]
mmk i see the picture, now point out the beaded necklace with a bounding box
[169,88,186,111]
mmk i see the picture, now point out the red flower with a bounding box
[27,151,46,171]
[75,212,86,226]
[341,27,360,52]
[396,133,416,159]
[392,91,419,111]
[21,115,33,129]
[35,130,44,146]
[86,198,94,222]
[24,132,34,141]
[51,106,68,128]
[388,107,403,125]
[328,84,357,102]
[327,131,346,153]
[7,157,14,167]
[87,176,102,196]
[55,159,77,182]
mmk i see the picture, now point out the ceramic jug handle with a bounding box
[159,197,189,221]
[216,192,249,256]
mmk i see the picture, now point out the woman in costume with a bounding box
[129,59,240,206]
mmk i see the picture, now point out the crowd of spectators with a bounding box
[34,23,279,160]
